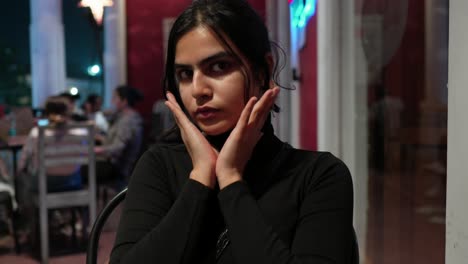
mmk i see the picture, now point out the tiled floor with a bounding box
[0,196,122,264]
[364,166,446,264]
[0,231,115,264]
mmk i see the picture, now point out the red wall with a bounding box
[299,14,318,150]
[126,0,191,124]
[126,0,266,128]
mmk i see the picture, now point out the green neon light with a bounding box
[291,0,317,28]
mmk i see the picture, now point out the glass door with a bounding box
[354,0,448,263]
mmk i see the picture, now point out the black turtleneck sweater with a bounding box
[110,125,354,264]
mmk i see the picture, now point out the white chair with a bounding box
[37,122,97,264]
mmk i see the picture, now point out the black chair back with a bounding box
[86,188,127,264]
[352,227,360,264]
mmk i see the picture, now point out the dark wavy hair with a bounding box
[45,96,69,117]
[44,96,71,125]
[162,0,281,113]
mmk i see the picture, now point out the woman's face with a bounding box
[174,26,259,136]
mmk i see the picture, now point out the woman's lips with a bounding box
[195,107,219,120]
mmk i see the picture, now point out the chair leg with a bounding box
[71,208,78,246]
[3,195,21,254]
[7,198,21,254]
[103,187,109,207]
[11,210,21,254]
[81,207,89,239]
[39,203,49,264]
[96,186,100,208]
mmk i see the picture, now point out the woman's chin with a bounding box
[203,129,229,136]
[199,124,232,136]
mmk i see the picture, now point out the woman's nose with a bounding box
[192,71,213,100]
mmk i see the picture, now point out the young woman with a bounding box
[110,1,354,263]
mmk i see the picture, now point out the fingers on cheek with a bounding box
[246,98,257,113]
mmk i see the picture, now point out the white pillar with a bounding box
[103,0,127,108]
[317,1,370,258]
[30,0,67,108]
[446,0,468,262]
[267,0,293,145]
[317,0,341,155]
[340,1,370,260]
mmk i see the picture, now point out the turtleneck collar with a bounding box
[205,121,284,171]
[206,130,231,152]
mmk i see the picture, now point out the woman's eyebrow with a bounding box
[175,52,233,68]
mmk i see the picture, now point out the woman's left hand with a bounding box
[216,87,280,189]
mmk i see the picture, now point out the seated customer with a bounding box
[91,85,143,186]
[16,96,90,240]
[83,93,109,134]
[17,96,86,195]
[0,157,16,208]
[59,92,87,122]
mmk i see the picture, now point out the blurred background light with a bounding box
[69,86,79,95]
[87,64,101,76]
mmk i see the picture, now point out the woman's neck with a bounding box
[206,130,231,152]
[205,121,276,153]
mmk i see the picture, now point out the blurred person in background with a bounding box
[0,157,16,235]
[82,93,109,134]
[150,98,176,143]
[86,85,143,187]
[59,92,87,121]
[17,96,86,194]
[0,157,15,206]
[16,96,88,235]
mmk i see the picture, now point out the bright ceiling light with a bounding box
[70,87,79,95]
[78,0,114,26]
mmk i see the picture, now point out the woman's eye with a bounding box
[211,61,231,73]
[176,69,193,81]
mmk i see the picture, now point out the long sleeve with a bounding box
[101,117,132,159]
[217,152,354,264]
[110,147,215,264]
[101,110,144,179]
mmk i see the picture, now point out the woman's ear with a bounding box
[254,54,275,96]
[265,53,275,89]
[265,53,274,74]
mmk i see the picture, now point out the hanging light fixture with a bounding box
[78,0,114,26]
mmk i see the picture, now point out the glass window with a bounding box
[63,0,104,105]
[356,0,448,263]
[0,0,31,107]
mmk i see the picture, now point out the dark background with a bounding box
[0,0,100,107]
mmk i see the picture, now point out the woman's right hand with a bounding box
[165,92,218,188]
